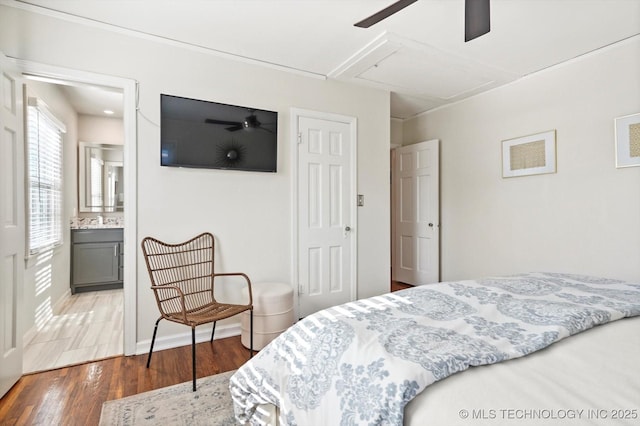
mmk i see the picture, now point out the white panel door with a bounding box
[0,52,25,398]
[392,140,439,285]
[297,115,354,317]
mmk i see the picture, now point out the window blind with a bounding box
[26,97,66,255]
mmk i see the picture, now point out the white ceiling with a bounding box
[60,84,124,118]
[16,0,640,120]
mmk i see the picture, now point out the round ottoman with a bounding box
[241,282,294,350]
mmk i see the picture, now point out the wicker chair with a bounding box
[141,232,253,391]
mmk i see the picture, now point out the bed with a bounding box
[229,272,640,425]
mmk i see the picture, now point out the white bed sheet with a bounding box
[405,316,640,426]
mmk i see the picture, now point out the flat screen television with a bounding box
[160,94,278,172]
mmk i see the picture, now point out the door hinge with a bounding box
[297,133,302,144]
[298,283,305,294]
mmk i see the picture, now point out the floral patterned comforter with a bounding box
[229,273,640,425]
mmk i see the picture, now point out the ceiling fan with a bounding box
[354,0,490,42]
[205,110,275,133]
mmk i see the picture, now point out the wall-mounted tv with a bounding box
[160,94,278,172]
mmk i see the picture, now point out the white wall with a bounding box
[0,5,391,346]
[390,118,403,146]
[403,37,640,282]
[78,115,123,146]
[22,81,78,333]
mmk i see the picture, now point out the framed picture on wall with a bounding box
[502,130,556,178]
[614,112,640,168]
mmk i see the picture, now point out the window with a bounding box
[89,156,103,207]
[26,97,66,255]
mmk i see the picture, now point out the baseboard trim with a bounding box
[134,322,241,355]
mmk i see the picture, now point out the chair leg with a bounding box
[210,321,217,343]
[147,318,161,368]
[250,309,254,358]
[191,327,197,392]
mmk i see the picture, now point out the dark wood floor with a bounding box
[391,280,412,292]
[0,336,249,426]
[0,282,412,425]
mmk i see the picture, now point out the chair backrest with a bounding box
[141,232,216,314]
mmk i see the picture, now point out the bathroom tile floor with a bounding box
[23,289,123,374]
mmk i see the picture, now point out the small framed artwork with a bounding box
[502,130,556,178]
[614,112,640,168]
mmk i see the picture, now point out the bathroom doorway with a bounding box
[17,61,137,374]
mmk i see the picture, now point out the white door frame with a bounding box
[290,108,358,318]
[13,58,138,355]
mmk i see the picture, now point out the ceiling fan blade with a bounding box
[465,0,490,42]
[226,125,244,132]
[205,118,241,126]
[354,0,418,28]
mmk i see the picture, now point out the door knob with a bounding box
[345,226,351,232]
[428,223,434,227]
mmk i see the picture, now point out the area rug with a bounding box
[99,370,237,425]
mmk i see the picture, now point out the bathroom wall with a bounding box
[23,81,78,335]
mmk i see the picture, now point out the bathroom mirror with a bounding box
[78,141,124,212]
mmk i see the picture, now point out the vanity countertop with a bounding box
[71,224,124,230]
[70,217,124,230]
